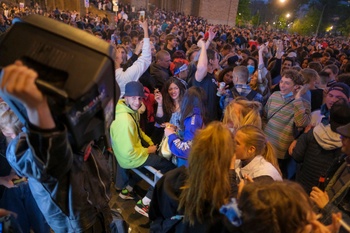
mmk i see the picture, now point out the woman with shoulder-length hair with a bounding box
[222,97,262,133]
[149,121,236,232]
[234,125,282,182]
[164,86,208,167]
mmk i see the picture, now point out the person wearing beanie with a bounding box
[310,119,350,227]
[310,82,350,127]
[110,81,175,218]
[292,101,350,194]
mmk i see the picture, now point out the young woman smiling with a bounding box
[155,77,186,130]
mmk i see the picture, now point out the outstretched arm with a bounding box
[194,39,208,82]
[195,27,217,82]
[115,20,151,97]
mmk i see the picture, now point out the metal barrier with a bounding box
[131,166,163,187]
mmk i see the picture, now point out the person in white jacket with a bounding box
[234,125,282,182]
[115,20,151,98]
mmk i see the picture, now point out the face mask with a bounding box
[283,91,294,99]
[247,65,255,75]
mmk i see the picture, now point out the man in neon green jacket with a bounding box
[110,81,175,218]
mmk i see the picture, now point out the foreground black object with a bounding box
[0,14,120,151]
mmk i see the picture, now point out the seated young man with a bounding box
[110,81,175,218]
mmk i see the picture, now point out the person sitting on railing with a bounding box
[110,81,175,218]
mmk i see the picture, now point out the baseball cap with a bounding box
[124,81,145,98]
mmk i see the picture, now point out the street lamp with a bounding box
[286,13,290,18]
[280,0,286,3]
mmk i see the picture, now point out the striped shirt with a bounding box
[264,91,311,159]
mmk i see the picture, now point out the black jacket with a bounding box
[292,125,343,194]
[149,166,238,233]
[150,62,171,90]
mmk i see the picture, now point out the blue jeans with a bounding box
[0,183,50,233]
[115,162,130,190]
[115,154,175,199]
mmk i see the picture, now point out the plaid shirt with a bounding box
[234,84,264,103]
[220,84,264,111]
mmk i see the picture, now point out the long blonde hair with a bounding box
[223,98,262,132]
[236,125,281,176]
[178,121,235,225]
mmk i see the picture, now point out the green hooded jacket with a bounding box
[110,99,153,168]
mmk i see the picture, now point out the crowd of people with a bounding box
[1,1,350,232]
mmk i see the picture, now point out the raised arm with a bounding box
[115,20,151,97]
[0,61,55,129]
[194,39,208,82]
[1,62,73,179]
[270,41,283,80]
[257,45,270,93]
[195,27,216,82]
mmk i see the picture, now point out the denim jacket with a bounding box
[6,125,112,232]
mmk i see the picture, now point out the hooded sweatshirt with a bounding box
[313,124,342,150]
[292,124,342,194]
[110,99,154,169]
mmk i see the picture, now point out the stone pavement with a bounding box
[109,180,151,233]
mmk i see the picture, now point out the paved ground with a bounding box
[109,180,151,233]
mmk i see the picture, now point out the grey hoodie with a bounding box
[313,124,342,150]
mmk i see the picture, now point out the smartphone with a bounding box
[139,11,145,22]
[12,177,26,186]
[154,122,162,128]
